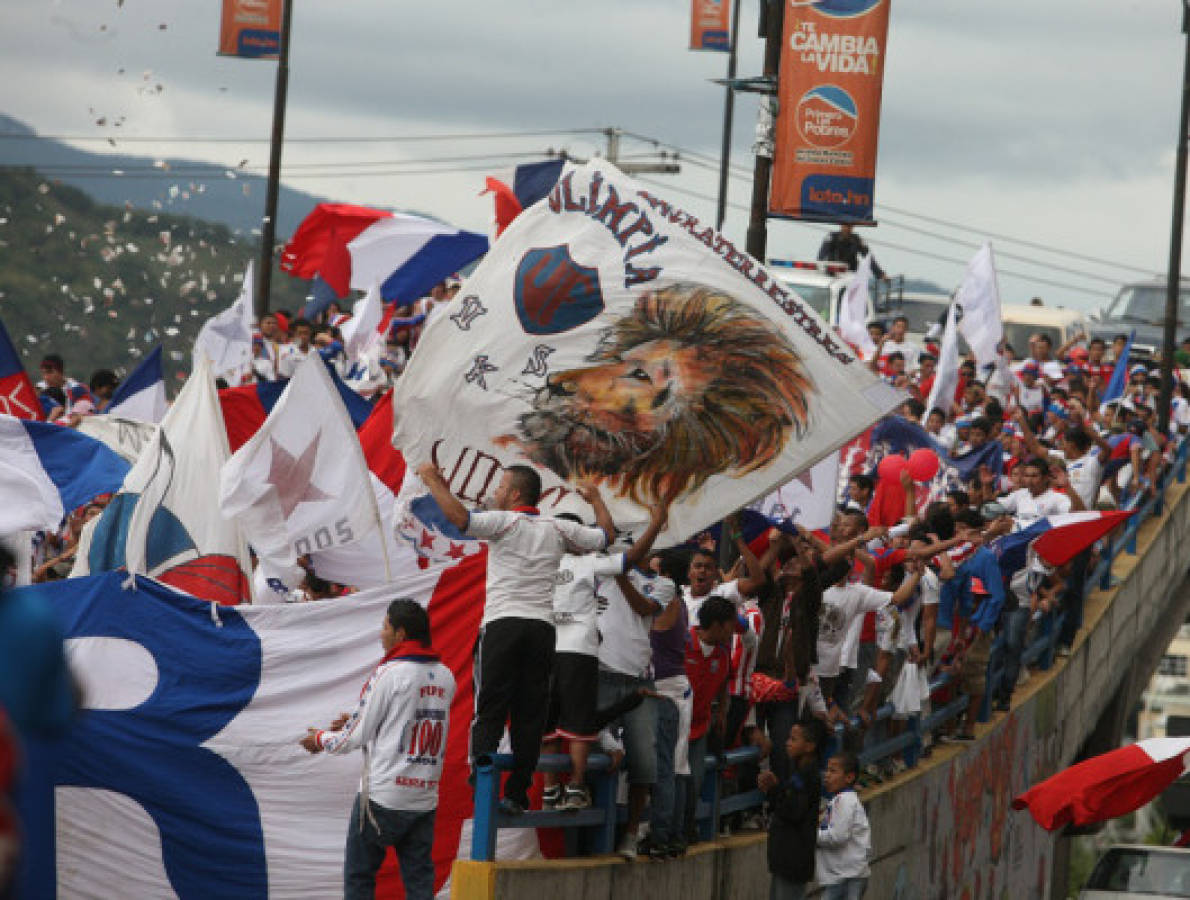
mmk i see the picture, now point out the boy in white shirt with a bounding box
[542,502,669,811]
[817,751,872,899]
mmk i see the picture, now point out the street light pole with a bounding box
[1158,0,1190,434]
[255,0,295,319]
[744,0,784,262]
[714,0,744,232]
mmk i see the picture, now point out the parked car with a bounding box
[1088,278,1190,361]
[1080,845,1190,898]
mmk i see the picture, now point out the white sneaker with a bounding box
[738,812,766,832]
[617,833,639,861]
[562,784,591,810]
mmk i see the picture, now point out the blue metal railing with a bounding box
[471,745,762,861]
[469,437,1190,863]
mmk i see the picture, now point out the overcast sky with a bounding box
[0,0,1183,312]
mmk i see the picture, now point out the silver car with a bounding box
[1080,845,1190,899]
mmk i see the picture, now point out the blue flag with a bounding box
[1101,329,1135,403]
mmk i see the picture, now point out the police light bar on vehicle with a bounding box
[767,259,849,276]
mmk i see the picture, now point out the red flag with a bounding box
[358,390,406,493]
[1031,510,1133,568]
[280,203,390,281]
[481,177,523,237]
[1012,738,1190,830]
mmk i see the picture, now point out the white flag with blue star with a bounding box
[220,354,387,590]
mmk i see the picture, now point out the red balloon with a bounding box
[907,447,941,482]
[877,454,907,480]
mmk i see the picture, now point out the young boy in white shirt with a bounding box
[817,751,872,899]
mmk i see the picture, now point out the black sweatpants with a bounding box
[470,617,555,804]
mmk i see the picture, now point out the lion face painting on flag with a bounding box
[495,283,813,505]
[394,159,902,543]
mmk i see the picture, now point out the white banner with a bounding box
[220,354,387,587]
[954,242,1003,374]
[750,450,840,532]
[393,159,903,544]
[839,253,877,359]
[36,564,479,898]
[928,302,961,416]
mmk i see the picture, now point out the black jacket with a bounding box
[766,760,822,883]
[817,231,885,279]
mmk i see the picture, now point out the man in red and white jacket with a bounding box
[680,596,752,841]
[301,599,456,900]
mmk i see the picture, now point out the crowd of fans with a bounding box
[16,280,1190,899]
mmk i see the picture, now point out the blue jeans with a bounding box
[651,696,680,844]
[823,877,868,900]
[344,795,436,900]
[681,733,709,840]
[990,607,1030,703]
[770,874,807,899]
[597,670,657,784]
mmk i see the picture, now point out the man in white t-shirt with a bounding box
[996,456,1071,528]
[595,554,681,858]
[879,315,921,373]
[682,537,767,623]
[542,503,669,811]
[815,563,921,706]
[278,318,316,379]
[417,462,614,814]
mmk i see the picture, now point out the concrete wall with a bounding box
[452,480,1190,900]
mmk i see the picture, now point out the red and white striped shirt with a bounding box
[729,602,764,698]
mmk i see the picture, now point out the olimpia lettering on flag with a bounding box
[393,159,905,545]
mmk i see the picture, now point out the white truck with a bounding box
[769,259,949,342]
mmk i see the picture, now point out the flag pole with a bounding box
[714,0,743,232]
[255,0,295,319]
[1158,0,1190,434]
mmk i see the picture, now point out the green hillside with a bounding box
[0,168,310,386]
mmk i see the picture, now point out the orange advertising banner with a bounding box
[218,0,281,59]
[769,0,891,223]
[690,0,732,52]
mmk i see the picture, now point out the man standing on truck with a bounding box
[818,223,886,278]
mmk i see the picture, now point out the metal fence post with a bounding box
[470,756,500,863]
[591,766,618,854]
[904,713,922,768]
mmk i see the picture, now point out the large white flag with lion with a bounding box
[392,159,904,543]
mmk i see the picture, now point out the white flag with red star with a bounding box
[220,354,386,589]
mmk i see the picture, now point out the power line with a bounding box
[0,127,606,144]
[636,176,1115,301]
[877,203,1161,279]
[675,152,1143,286]
[624,130,1156,281]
